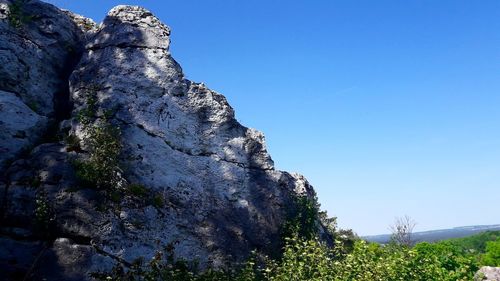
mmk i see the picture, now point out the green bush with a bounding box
[73,121,122,190]
[443,230,500,254]
[281,195,320,242]
[92,233,481,281]
[152,194,165,208]
[77,91,98,125]
[34,191,55,239]
[128,183,149,198]
[72,86,124,193]
[482,239,500,266]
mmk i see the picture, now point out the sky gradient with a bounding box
[46,0,500,235]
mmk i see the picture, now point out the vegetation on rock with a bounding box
[72,121,122,190]
[93,226,500,281]
[71,90,123,192]
[7,0,33,28]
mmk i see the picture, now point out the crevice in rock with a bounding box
[52,45,85,122]
[54,233,92,246]
[0,181,11,228]
[87,43,168,51]
[91,242,133,267]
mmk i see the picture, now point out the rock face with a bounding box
[0,0,85,172]
[475,266,500,281]
[0,2,325,280]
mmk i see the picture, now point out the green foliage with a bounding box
[82,21,94,31]
[318,210,358,255]
[73,121,122,190]
[429,230,500,267]
[92,233,481,281]
[77,91,98,125]
[444,230,500,254]
[482,239,500,266]
[268,238,477,281]
[72,86,124,195]
[282,196,319,241]
[266,236,335,281]
[7,0,32,28]
[34,191,55,238]
[125,184,167,208]
[152,194,165,208]
[128,183,149,198]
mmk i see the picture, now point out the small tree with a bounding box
[389,215,417,247]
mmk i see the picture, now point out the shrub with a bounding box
[77,91,98,125]
[34,190,55,238]
[72,85,124,193]
[281,195,319,241]
[91,234,480,281]
[267,236,335,281]
[128,183,149,198]
[76,123,122,189]
[482,239,500,266]
[73,121,122,190]
[152,194,165,208]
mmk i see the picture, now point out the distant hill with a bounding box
[363,224,500,244]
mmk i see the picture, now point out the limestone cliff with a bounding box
[0,2,328,280]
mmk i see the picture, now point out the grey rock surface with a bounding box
[0,2,326,280]
[69,4,317,269]
[0,90,48,171]
[476,266,500,281]
[0,0,85,170]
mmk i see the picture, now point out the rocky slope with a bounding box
[0,1,328,280]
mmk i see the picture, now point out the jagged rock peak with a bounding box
[88,5,171,50]
[0,2,327,280]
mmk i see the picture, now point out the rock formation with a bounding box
[475,266,500,281]
[0,1,327,280]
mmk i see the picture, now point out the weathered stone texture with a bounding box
[0,3,322,280]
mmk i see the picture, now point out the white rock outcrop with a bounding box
[69,3,317,270]
[0,3,325,280]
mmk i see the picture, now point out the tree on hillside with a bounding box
[389,215,417,247]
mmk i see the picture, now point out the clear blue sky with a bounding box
[46,0,500,235]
